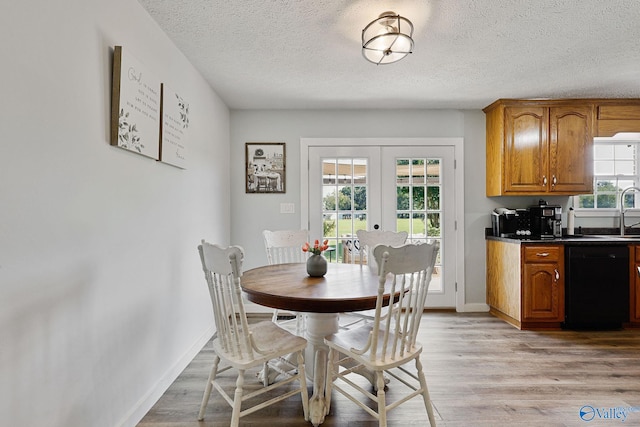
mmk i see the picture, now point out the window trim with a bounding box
[573,137,640,212]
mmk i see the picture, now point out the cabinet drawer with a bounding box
[523,246,561,262]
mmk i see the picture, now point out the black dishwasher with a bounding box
[564,245,629,329]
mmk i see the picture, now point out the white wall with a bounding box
[0,1,230,426]
[230,109,492,308]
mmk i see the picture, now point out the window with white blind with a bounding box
[573,135,640,211]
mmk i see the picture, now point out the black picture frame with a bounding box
[245,142,286,193]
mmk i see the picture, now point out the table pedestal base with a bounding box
[305,313,339,426]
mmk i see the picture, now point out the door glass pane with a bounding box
[427,159,441,184]
[396,160,410,184]
[354,186,367,210]
[322,187,336,210]
[322,158,368,262]
[396,157,443,291]
[397,186,409,210]
[427,213,441,237]
[322,159,337,184]
[427,186,440,209]
[412,186,425,209]
[412,160,425,184]
[412,213,425,236]
[338,185,352,210]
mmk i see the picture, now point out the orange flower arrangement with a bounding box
[302,239,329,256]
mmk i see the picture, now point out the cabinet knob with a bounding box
[552,175,557,187]
[536,252,550,257]
[554,268,560,280]
[542,175,547,185]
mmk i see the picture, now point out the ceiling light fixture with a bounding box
[362,11,414,65]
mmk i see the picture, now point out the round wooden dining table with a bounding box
[241,262,394,426]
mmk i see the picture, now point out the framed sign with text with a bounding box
[159,83,189,169]
[110,46,161,159]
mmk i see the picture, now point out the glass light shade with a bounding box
[362,13,414,65]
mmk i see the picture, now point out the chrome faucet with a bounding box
[620,186,640,235]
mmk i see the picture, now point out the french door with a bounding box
[305,142,458,308]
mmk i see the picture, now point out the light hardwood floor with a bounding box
[138,312,640,426]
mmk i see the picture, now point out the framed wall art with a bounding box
[159,83,189,169]
[110,46,161,159]
[245,142,286,193]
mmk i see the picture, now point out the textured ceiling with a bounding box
[138,0,640,110]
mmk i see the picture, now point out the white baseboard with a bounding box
[462,302,490,312]
[118,325,215,427]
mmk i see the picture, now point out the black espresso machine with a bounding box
[491,208,532,238]
[529,199,562,239]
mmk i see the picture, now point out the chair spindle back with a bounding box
[198,241,254,361]
[369,242,439,362]
[355,229,408,271]
[263,229,310,265]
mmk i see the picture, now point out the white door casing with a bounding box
[301,138,465,311]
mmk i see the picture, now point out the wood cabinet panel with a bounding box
[598,105,640,120]
[484,99,594,196]
[522,262,563,321]
[486,241,564,329]
[503,107,547,193]
[486,240,521,321]
[522,244,564,322]
[523,246,561,262]
[595,101,640,137]
[549,106,593,193]
[485,108,504,197]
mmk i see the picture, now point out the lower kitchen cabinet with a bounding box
[487,240,564,330]
[522,246,564,322]
[488,237,640,330]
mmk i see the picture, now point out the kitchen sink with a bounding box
[589,234,640,240]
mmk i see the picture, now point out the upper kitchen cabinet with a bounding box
[484,99,594,196]
[595,99,640,137]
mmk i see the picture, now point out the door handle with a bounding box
[374,224,379,230]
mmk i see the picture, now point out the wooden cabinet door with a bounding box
[522,261,563,321]
[503,107,548,193]
[549,106,594,193]
[522,246,564,322]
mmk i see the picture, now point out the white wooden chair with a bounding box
[263,229,310,334]
[324,242,440,427]
[341,235,361,263]
[196,241,309,426]
[356,229,408,271]
[339,230,409,328]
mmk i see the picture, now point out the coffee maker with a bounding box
[491,207,532,238]
[529,199,562,239]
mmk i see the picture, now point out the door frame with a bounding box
[300,137,465,312]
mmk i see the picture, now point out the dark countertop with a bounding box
[485,228,640,245]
